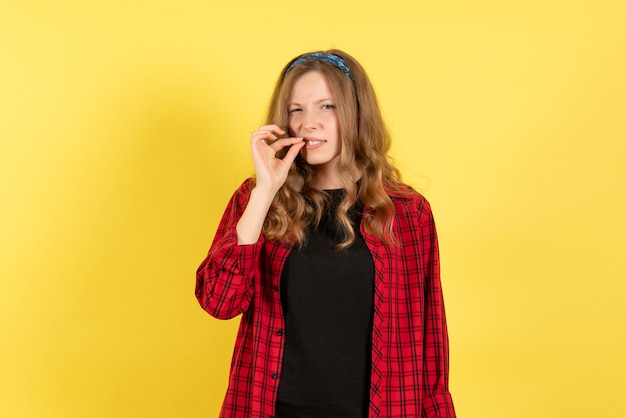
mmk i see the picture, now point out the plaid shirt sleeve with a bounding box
[196,178,264,320]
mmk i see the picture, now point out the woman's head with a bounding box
[266,49,392,184]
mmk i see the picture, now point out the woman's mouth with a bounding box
[303,137,327,149]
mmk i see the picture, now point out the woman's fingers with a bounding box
[281,139,306,165]
[256,124,284,134]
[251,125,303,155]
[266,136,304,152]
[251,125,285,143]
[250,126,304,193]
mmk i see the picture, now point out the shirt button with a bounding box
[284,243,291,249]
[276,329,283,336]
[273,285,279,292]
[271,372,278,379]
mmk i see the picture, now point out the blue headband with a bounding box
[284,52,355,81]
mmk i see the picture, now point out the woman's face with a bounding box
[287,71,342,178]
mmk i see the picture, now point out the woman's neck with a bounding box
[310,166,361,191]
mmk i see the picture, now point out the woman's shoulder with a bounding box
[385,181,426,203]
[238,177,256,192]
[385,182,434,221]
[222,177,257,207]
[229,177,256,196]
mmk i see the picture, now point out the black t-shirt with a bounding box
[275,189,375,418]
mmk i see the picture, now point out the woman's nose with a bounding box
[303,112,318,130]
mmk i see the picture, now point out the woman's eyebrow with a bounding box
[288,98,333,106]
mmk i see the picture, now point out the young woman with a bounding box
[196,49,455,418]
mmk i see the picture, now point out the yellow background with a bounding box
[1,1,624,417]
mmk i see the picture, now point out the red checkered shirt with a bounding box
[196,178,455,418]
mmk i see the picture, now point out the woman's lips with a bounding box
[303,137,326,149]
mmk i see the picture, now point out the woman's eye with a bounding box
[322,104,336,110]
[288,108,302,114]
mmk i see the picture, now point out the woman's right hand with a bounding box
[250,125,305,196]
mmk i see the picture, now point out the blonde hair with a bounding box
[262,49,411,248]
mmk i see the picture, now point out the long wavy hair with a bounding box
[262,49,411,248]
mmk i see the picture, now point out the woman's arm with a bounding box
[236,125,304,244]
[195,179,262,319]
[196,126,304,319]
